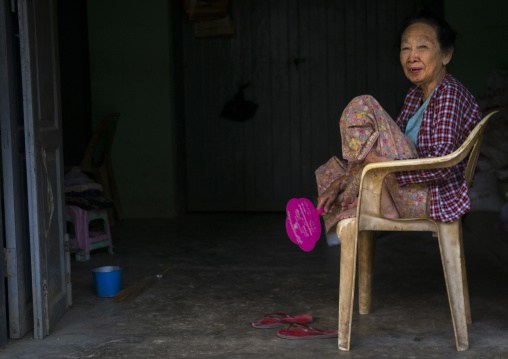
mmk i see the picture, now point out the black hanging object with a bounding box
[220,83,258,121]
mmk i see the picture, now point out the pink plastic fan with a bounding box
[285,198,324,252]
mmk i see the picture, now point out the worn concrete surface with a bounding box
[2,211,508,358]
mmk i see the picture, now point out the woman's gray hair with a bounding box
[399,9,456,52]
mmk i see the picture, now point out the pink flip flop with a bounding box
[251,313,313,329]
[277,323,338,339]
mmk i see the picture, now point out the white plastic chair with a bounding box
[336,111,498,351]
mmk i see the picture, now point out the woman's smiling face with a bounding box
[400,22,453,95]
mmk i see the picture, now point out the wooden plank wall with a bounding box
[182,0,431,211]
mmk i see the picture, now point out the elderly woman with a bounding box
[316,10,482,235]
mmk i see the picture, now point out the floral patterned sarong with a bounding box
[316,95,429,234]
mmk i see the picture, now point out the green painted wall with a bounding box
[445,0,508,96]
[87,1,177,218]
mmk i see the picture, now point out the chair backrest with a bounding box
[463,111,498,188]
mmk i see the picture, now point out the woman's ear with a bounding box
[443,46,454,66]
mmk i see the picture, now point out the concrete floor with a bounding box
[2,211,508,358]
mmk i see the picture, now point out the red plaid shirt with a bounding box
[395,74,482,223]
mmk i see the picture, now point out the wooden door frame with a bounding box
[0,0,34,341]
[17,0,70,339]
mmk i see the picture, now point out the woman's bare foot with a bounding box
[341,195,358,212]
[335,182,400,220]
[336,207,357,220]
[335,195,359,220]
[380,181,400,219]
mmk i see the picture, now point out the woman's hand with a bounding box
[317,178,344,214]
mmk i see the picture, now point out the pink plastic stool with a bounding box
[66,205,114,261]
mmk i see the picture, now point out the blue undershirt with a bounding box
[405,91,434,145]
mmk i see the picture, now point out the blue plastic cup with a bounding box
[92,266,123,297]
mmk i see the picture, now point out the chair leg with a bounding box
[457,219,472,324]
[337,219,358,351]
[358,231,375,314]
[437,221,469,351]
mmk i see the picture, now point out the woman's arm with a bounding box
[396,86,479,185]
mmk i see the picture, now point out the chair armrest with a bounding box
[359,151,467,204]
[361,139,473,178]
[357,157,453,220]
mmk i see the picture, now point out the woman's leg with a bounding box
[380,180,401,219]
[336,150,400,220]
[336,179,400,220]
[315,156,349,234]
[338,163,429,220]
[318,95,421,229]
[384,173,429,219]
